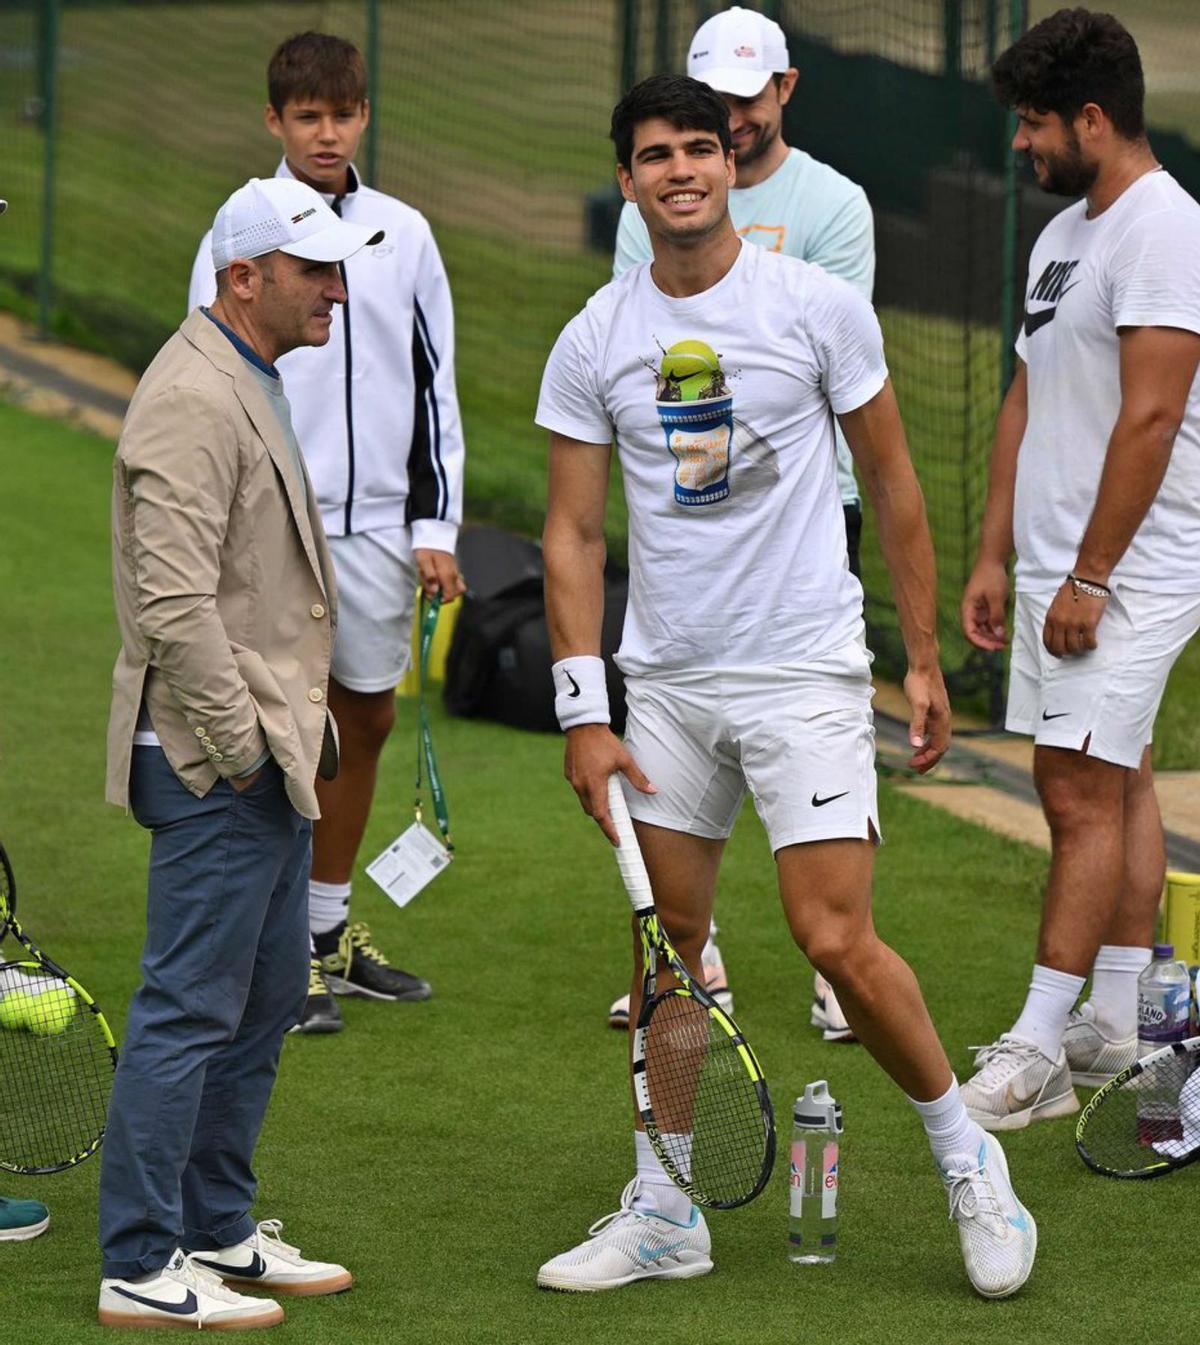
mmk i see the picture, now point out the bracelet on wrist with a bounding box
[1067,573,1111,600]
[552,655,610,732]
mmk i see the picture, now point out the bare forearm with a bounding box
[544,520,607,660]
[867,463,940,670]
[1075,410,1178,582]
[977,373,1026,566]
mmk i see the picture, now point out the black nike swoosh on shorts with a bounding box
[193,1251,267,1279]
[111,1286,199,1316]
[1041,710,1070,721]
[565,671,581,698]
[811,791,850,808]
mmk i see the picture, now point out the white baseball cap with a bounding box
[688,6,790,98]
[211,177,383,272]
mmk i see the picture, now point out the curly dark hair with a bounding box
[992,8,1145,139]
[610,74,732,170]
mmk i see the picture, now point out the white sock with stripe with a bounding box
[309,880,351,938]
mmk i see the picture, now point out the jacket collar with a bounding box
[275,156,361,210]
[176,309,329,593]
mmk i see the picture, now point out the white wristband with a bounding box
[552,655,610,731]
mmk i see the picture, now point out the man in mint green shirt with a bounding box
[608,5,873,1044]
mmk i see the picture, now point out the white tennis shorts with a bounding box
[622,639,880,853]
[1006,586,1200,768]
[328,528,418,693]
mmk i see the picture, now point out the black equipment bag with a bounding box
[443,526,628,733]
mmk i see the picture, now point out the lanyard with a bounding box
[414,594,452,852]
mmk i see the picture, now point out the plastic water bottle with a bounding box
[788,1081,842,1264]
[1136,944,1191,1144]
[1137,944,1191,1057]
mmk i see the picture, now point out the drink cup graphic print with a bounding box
[653,339,733,506]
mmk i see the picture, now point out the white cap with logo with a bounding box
[688,5,790,98]
[211,177,383,272]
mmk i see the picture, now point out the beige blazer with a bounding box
[106,309,337,821]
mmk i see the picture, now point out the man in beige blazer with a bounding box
[98,177,381,1332]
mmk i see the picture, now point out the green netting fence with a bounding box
[3,0,1199,714]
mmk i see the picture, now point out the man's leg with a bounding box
[99,752,302,1278]
[538,821,720,1293]
[961,744,1127,1128]
[1063,747,1159,1081]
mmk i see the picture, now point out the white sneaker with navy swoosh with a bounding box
[960,1033,1079,1130]
[188,1219,352,1296]
[536,1179,712,1292]
[941,1130,1037,1298]
[98,1248,284,1329]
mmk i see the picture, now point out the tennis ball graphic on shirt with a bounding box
[660,339,724,401]
[0,985,76,1035]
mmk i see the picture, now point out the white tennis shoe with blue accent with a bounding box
[536,1179,712,1292]
[98,1248,284,1329]
[941,1130,1037,1298]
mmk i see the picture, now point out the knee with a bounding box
[640,909,709,964]
[341,693,396,751]
[794,921,876,986]
[1037,777,1097,834]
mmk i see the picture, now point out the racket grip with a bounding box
[607,774,654,909]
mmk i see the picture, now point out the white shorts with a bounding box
[1006,586,1200,769]
[622,640,880,853]
[328,528,418,693]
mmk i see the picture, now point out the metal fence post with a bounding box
[36,0,61,339]
[998,0,1027,396]
[365,0,380,186]
[620,0,638,93]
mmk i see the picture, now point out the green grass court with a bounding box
[2,401,1197,1342]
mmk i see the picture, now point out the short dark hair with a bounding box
[267,31,367,114]
[992,8,1145,139]
[610,74,732,170]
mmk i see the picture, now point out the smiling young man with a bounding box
[959,9,1200,1129]
[190,32,466,1034]
[535,74,1036,1300]
[608,5,873,1041]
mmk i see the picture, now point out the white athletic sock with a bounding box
[1087,944,1151,1038]
[909,1079,983,1168]
[1011,964,1086,1059]
[308,880,351,937]
[631,1130,694,1223]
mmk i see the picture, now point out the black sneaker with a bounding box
[317,921,432,1002]
[288,959,344,1034]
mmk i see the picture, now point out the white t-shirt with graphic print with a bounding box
[536,242,887,676]
[1014,169,1200,593]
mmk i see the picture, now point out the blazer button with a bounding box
[212,753,224,763]
[194,726,206,738]
[308,687,324,703]
[310,603,326,619]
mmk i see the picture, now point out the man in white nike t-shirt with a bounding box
[534,73,1036,1301]
[961,9,1200,1130]
[606,4,873,1043]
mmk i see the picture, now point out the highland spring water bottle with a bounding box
[788,1081,842,1265]
[1136,943,1191,1143]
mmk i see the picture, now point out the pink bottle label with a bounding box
[822,1142,839,1219]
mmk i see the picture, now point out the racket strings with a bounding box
[0,966,113,1174]
[1083,1052,1200,1172]
[644,991,768,1206]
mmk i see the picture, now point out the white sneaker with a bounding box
[941,1131,1037,1299]
[188,1219,352,1296]
[536,1179,712,1292]
[99,1248,284,1330]
[607,945,733,1031]
[1062,1003,1136,1087]
[960,1034,1079,1130]
[811,972,856,1042]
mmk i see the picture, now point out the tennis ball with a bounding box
[661,339,721,384]
[0,986,75,1035]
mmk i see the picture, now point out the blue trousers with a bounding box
[99,747,310,1278]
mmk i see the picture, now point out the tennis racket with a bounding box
[1075,1036,1200,1179]
[0,841,118,1175]
[607,774,774,1209]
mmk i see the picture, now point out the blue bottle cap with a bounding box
[1154,943,1175,959]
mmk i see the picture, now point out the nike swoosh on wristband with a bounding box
[193,1251,267,1279]
[111,1286,199,1316]
[565,671,581,699]
[811,791,849,808]
[638,1239,686,1262]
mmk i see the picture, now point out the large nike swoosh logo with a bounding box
[638,1239,686,1262]
[1023,281,1080,336]
[811,791,849,808]
[111,1286,199,1316]
[193,1251,267,1279]
[565,671,581,699]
